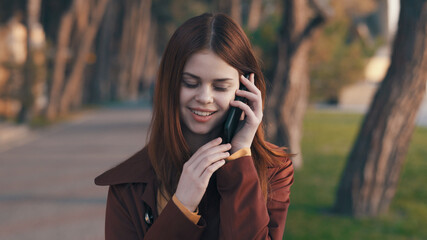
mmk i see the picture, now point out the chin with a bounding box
[188,122,223,136]
[190,127,215,135]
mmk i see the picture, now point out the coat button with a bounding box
[144,212,152,224]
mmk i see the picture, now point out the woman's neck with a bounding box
[181,124,222,154]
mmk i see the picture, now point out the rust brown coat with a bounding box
[95,146,294,239]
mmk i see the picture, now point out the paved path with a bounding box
[0,104,152,240]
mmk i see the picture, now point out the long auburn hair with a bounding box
[148,13,289,200]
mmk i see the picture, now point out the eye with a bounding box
[213,83,232,92]
[213,86,228,91]
[182,79,198,88]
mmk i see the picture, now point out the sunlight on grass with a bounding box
[284,109,427,240]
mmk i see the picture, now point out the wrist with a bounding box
[230,143,250,154]
[174,193,197,212]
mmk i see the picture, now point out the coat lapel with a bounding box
[95,146,159,214]
[95,147,155,185]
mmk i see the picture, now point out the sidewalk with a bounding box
[0,104,152,240]
[0,123,34,153]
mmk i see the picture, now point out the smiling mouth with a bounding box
[189,108,217,116]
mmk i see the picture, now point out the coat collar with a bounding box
[94,147,155,186]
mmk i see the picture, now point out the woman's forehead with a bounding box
[183,50,239,80]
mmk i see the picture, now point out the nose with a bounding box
[195,85,213,104]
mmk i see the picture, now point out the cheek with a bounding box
[179,88,191,105]
[218,92,236,109]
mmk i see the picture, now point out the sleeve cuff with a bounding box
[225,147,251,161]
[172,194,201,224]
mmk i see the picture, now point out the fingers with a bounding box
[197,137,223,153]
[230,100,260,124]
[186,137,222,164]
[193,150,230,177]
[175,139,230,212]
[191,143,231,176]
[235,89,259,106]
[184,138,231,176]
[240,74,261,96]
[229,73,263,122]
[200,159,226,184]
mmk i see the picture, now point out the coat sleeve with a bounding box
[105,184,207,240]
[216,155,294,240]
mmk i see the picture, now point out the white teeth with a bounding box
[191,109,215,116]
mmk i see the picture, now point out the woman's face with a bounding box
[180,49,239,136]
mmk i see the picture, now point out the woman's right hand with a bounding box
[175,137,231,212]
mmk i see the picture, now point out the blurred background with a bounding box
[0,0,426,239]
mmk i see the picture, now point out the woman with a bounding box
[95,13,294,239]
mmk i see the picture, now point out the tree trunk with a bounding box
[141,19,158,91]
[128,0,151,100]
[266,0,325,169]
[74,0,90,35]
[69,0,97,109]
[215,0,230,14]
[117,0,137,100]
[59,0,109,115]
[46,10,73,120]
[90,0,118,103]
[213,0,241,25]
[230,0,242,26]
[17,0,42,123]
[334,0,427,217]
[116,0,152,101]
[247,0,262,31]
[46,0,92,120]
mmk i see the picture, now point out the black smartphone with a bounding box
[222,74,250,143]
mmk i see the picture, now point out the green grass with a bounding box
[284,109,427,240]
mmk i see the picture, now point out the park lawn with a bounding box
[284,109,427,240]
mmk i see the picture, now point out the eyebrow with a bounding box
[182,72,234,82]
